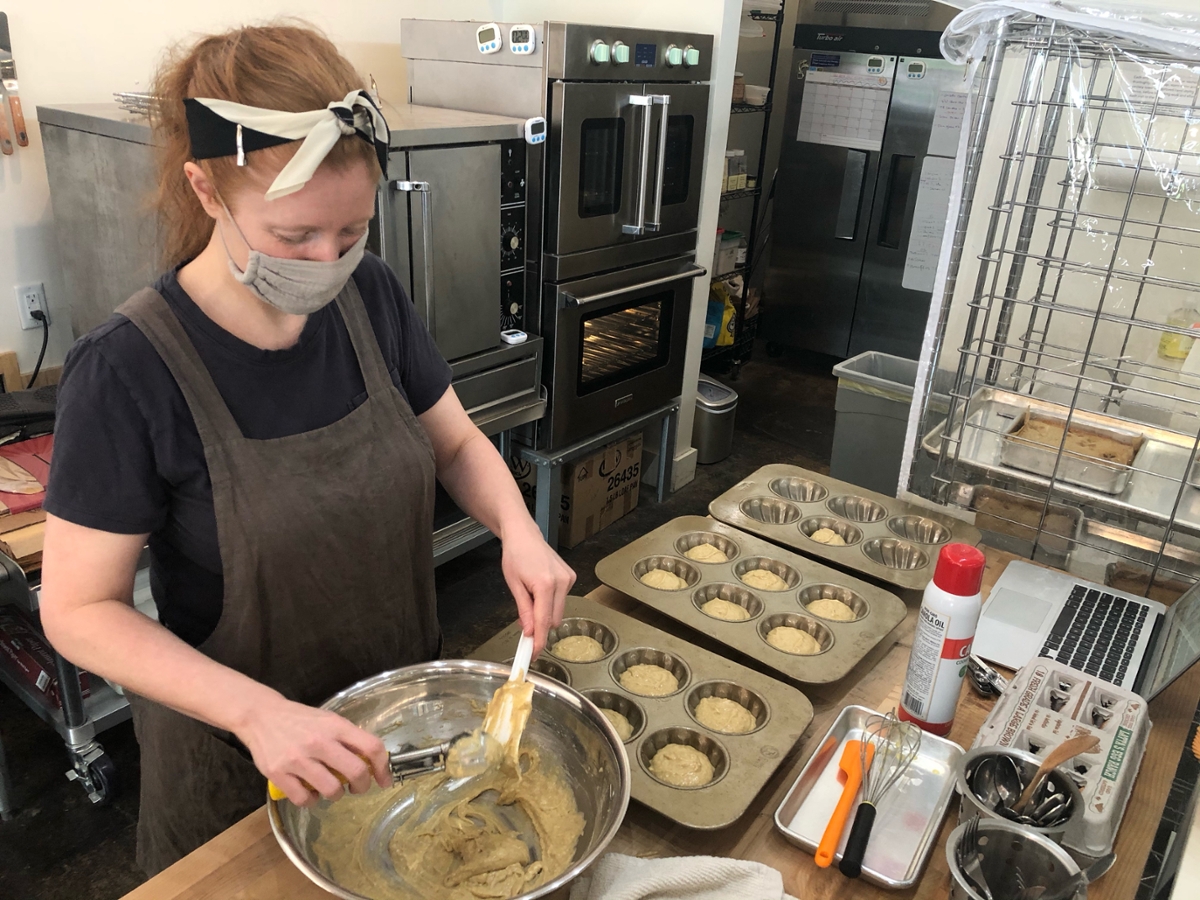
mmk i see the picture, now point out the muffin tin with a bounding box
[594,516,907,684]
[708,464,982,590]
[971,657,1151,858]
[471,596,814,830]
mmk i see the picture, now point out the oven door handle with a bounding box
[561,264,707,308]
[394,179,435,340]
[646,94,671,233]
[622,95,654,237]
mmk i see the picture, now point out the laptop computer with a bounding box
[974,560,1200,699]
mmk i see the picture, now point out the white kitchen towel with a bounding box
[568,853,799,900]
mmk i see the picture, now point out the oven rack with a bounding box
[903,13,1200,595]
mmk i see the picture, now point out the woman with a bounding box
[39,24,574,874]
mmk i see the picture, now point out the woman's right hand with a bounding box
[236,690,392,806]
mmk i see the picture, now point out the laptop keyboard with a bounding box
[1039,584,1149,684]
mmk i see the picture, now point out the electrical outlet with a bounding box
[15,283,49,331]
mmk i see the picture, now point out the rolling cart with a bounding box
[0,553,150,817]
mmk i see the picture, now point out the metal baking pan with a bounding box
[774,704,963,889]
[968,485,1083,568]
[707,465,981,590]
[471,596,813,830]
[594,516,907,684]
[922,386,1200,535]
[999,409,1143,495]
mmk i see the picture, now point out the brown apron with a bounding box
[117,279,441,875]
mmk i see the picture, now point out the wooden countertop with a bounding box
[122,547,1200,900]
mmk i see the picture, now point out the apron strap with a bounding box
[332,277,398,400]
[116,288,243,443]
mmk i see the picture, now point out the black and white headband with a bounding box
[183,89,389,200]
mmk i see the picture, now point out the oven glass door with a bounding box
[547,259,702,448]
[645,83,709,238]
[578,290,672,395]
[549,81,644,256]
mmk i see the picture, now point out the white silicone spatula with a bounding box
[481,632,536,764]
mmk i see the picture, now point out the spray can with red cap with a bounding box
[898,543,986,736]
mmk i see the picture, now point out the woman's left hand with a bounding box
[501,521,576,656]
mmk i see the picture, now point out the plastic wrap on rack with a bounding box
[898,2,1200,592]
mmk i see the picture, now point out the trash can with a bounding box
[692,375,738,465]
[830,352,951,495]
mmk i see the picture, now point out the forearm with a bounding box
[436,429,538,541]
[41,599,276,735]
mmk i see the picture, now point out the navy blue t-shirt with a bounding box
[44,253,452,646]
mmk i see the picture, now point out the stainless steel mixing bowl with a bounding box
[268,660,631,900]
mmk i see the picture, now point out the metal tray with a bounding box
[968,485,1083,568]
[999,409,1143,495]
[594,516,907,684]
[708,465,981,590]
[774,704,964,889]
[923,386,1200,534]
[471,596,813,830]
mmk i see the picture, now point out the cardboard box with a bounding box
[0,605,89,710]
[508,433,643,549]
[561,433,643,548]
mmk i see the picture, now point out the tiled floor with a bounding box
[0,344,839,899]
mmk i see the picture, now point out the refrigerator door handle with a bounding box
[834,150,868,241]
[877,154,916,249]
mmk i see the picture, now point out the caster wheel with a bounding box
[766,342,784,358]
[87,754,118,805]
[729,363,742,381]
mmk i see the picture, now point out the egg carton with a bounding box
[471,596,814,830]
[708,464,982,590]
[594,516,907,684]
[972,657,1152,859]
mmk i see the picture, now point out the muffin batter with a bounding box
[740,568,789,591]
[767,626,822,655]
[619,663,679,696]
[601,708,634,741]
[640,568,690,590]
[684,543,728,563]
[810,527,847,546]
[550,634,606,662]
[700,598,751,621]
[806,597,858,621]
[694,696,757,734]
[312,746,584,900]
[649,743,715,787]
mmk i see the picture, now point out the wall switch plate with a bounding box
[15,283,49,330]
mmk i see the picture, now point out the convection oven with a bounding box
[403,20,714,449]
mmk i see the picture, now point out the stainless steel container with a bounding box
[946,818,1085,900]
[268,660,629,900]
[692,375,738,464]
[955,746,1086,845]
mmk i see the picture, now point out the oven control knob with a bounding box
[589,40,611,65]
[611,41,629,65]
[683,45,700,68]
[665,44,683,67]
[510,302,520,315]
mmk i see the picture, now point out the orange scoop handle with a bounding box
[814,740,874,868]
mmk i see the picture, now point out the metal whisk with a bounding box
[838,709,922,878]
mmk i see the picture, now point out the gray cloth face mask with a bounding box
[218,205,367,315]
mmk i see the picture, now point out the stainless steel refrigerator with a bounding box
[767,23,963,360]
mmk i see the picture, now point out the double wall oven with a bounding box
[404,21,713,449]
